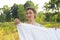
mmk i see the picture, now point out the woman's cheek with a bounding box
[31,14,35,19]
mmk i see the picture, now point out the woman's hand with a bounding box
[14,18,20,25]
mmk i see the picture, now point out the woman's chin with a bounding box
[28,18,32,20]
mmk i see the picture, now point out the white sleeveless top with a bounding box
[17,23,60,40]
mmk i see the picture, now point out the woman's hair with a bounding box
[26,7,37,18]
[26,7,36,14]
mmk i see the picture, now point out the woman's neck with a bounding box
[27,19,35,25]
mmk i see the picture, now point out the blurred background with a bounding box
[0,0,60,40]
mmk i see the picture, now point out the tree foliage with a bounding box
[24,1,38,10]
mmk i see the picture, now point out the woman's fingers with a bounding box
[14,18,20,25]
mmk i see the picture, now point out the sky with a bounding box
[0,0,49,11]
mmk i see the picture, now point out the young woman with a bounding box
[14,7,40,26]
[14,7,44,40]
[14,7,58,40]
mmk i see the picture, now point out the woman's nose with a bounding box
[27,14,30,16]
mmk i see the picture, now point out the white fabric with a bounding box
[17,23,60,40]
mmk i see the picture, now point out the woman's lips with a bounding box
[28,16,31,18]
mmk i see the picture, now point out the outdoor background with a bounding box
[0,0,60,40]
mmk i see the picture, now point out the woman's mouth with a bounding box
[28,16,31,18]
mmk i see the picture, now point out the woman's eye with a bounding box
[26,13,28,15]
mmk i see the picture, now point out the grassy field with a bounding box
[0,22,19,40]
[40,22,60,28]
[0,22,60,40]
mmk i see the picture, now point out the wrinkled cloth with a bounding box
[17,23,60,40]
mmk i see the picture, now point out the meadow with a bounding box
[0,22,19,40]
[0,22,60,40]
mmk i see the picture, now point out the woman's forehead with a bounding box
[26,9,33,12]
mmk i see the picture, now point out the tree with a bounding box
[18,4,27,22]
[44,0,60,22]
[11,3,18,19]
[57,12,60,22]
[44,0,60,12]
[24,1,38,10]
[0,14,6,22]
[36,11,45,23]
[3,5,11,22]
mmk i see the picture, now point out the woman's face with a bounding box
[26,9,35,20]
